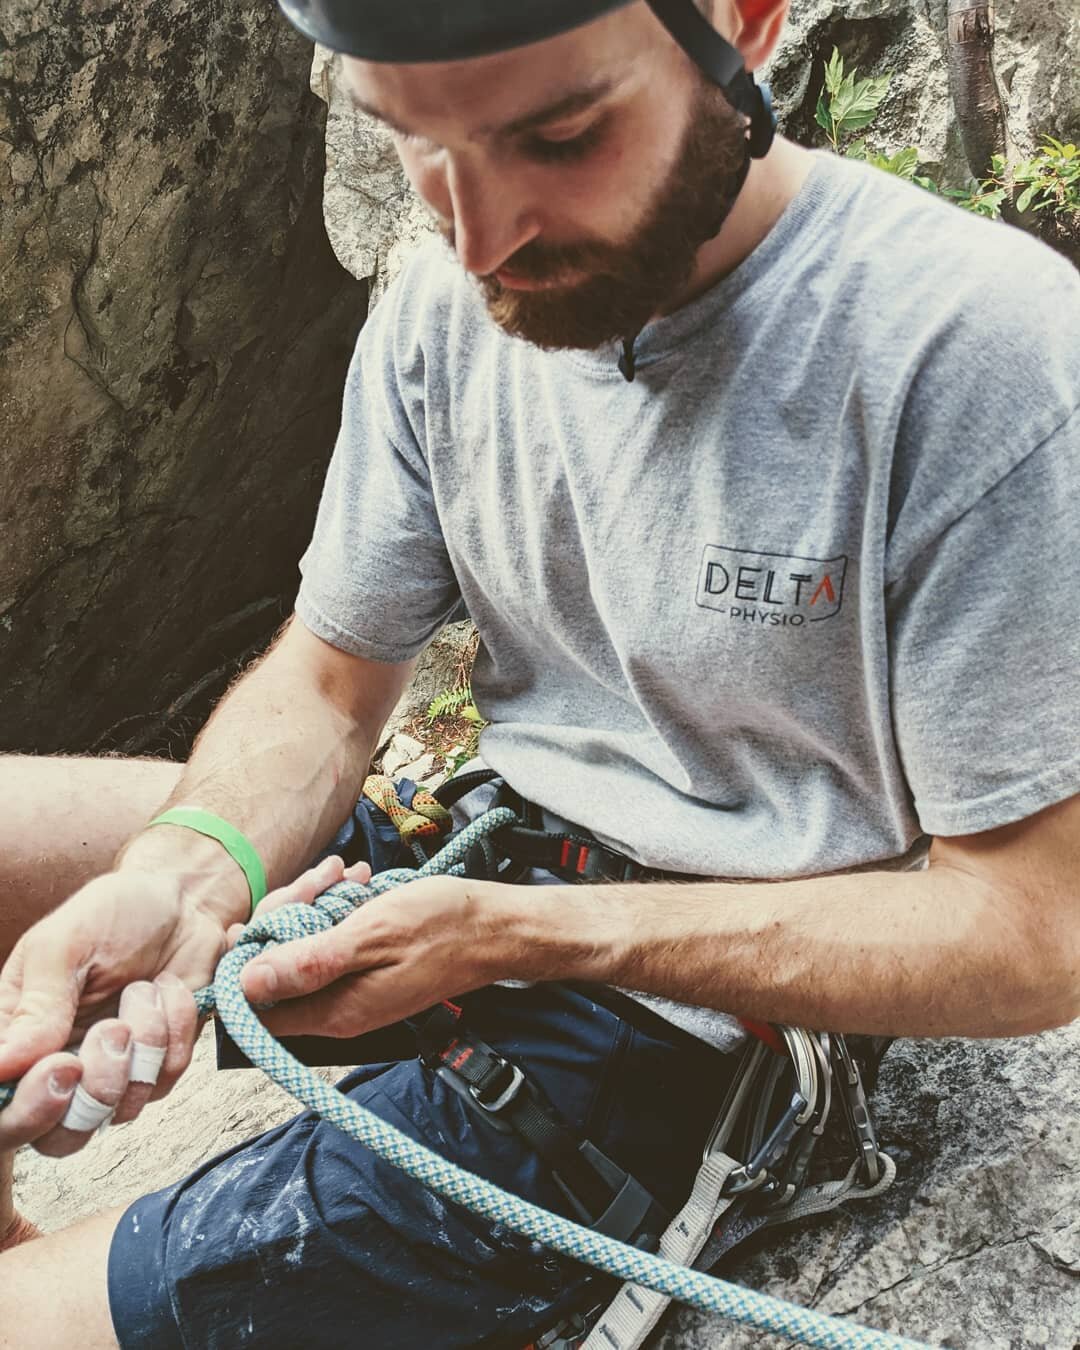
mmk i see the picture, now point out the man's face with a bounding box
[342,3,749,349]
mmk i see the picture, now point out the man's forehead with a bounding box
[340,3,660,139]
[345,70,624,140]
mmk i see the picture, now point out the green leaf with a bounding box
[843,137,868,160]
[814,90,832,135]
[913,174,940,194]
[885,146,919,179]
[850,73,892,115]
[1016,183,1039,212]
[461,704,484,723]
[427,683,475,720]
[977,188,1007,217]
[824,47,845,96]
[828,72,857,128]
[831,75,891,138]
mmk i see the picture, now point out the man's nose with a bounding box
[445,157,541,278]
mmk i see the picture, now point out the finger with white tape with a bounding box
[61,1083,116,1133]
[26,1019,131,1156]
[112,980,170,1124]
[129,1041,167,1085]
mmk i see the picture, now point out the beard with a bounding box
[443,82,750,351]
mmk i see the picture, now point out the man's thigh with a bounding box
[107,984,736,1350]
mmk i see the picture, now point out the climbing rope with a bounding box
[362,773,453,845]
[0,809,929,1350]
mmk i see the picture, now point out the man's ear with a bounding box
[726,0,790,71]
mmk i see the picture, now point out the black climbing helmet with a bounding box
[276,0,776,158]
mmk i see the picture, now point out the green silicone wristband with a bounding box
[147,807,268,915]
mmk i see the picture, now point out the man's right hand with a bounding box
[0,853,362,1156]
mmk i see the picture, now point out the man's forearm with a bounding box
[117,623,410,924]
[507,861,1070,1038]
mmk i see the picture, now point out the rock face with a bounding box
[311,43,435,303]
[0,1,367,755]
[765,0,1080,168]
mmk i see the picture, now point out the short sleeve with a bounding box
[887,407,1080,836]
[296,277,465,663]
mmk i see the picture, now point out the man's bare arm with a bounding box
[116,617,415,925]
[0,618,414,1151]
[238,792,1079,1044]
[512,792,1080,1038]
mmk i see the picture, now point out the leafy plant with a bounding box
[816,49,1078,233]
[938,178,1010,219]
[815,50,926,189]
[427,683,478,721]
[426,682,487,777]
[995,139,1080,218]
[814,49,893,155]
[845,141,920,181]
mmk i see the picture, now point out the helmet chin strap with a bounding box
[644,0,776,159]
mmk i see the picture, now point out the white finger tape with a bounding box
[61,1084,116,1133]
[129,1041,168,1085]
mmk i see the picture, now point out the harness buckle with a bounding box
[469,1059,525,1114]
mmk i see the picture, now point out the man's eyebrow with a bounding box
[493,80,616,138]
[348,91,415,137]
[348,78,617,141]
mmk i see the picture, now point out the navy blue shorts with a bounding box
[107,982,738,1349]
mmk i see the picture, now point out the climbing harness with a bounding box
[0,792,926,1350]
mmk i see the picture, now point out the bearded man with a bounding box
[1,1,1078,1347]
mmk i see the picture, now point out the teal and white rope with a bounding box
[1,810,929,1350]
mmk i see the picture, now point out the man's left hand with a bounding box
[239,877,524,1038]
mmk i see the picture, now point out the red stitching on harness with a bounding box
[576,845,589,874]
[449,1046,474,1071]
[560,840,571,868]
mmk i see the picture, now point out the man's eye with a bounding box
[393,129,436,153]
[525,120,606,163]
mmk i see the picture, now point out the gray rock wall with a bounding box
[0,1,367,754]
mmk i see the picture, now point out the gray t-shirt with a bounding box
[298,150,1080,1050]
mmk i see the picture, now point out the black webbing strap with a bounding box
[492,822,648,883]
[416,1001,669,1245]
[645,0,777,158]
[432,773,675,885]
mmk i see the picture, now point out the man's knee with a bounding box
[0,1205,124,1350]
